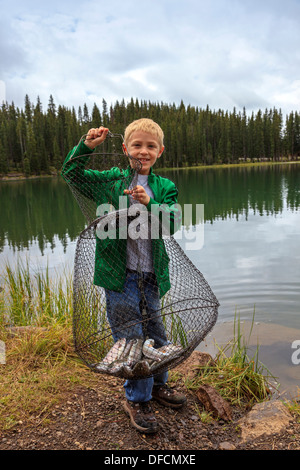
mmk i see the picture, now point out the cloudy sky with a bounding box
[1,0,300,117]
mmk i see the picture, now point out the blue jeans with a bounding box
[105,270,168,402]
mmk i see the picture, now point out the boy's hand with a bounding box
[124,186,150,206]
[84,127,109,149]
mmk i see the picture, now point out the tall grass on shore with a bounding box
[184,311,274,407]
[0,261,88,430]
[0,260,73,327]
[0,263,299,430]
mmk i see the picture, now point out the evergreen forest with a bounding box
[0,94,300,176]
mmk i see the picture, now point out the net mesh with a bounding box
[62,132,219,379]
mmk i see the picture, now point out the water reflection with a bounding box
[0,164,299,394]
[163,164,300,225]
[0,177,85,255]
[0,165,299,256]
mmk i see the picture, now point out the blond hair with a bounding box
[124,118,164,148]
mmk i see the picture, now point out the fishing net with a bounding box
[62,131,219,380]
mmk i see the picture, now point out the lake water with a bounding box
[0,163,299,397]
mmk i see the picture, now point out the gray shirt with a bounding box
[126,174,154,273]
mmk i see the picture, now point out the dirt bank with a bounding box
[0,354,299,452]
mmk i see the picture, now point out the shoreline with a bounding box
[198,319,300,399]
[0,173,58,182]
[1,160,300,182]
[159,159,300,172]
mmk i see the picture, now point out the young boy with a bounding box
[62,118,186,434]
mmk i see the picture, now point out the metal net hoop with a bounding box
[63,132,219,380]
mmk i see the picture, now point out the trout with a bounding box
[157,343,183,357]
[95,338,126,372]
[120,339,135,360]
[132,360,151,377]
[126,338,143,367]
[142,339,166,361]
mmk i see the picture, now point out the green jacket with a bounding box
[62,141,181,297]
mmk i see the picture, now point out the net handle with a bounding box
[68,131,142,172]
[81,130,125,145]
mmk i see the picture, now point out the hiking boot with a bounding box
[123,399,158,434]
[152,384,187,408]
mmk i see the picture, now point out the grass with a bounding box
[1,324,75,429]
[0,262,299,431]
[161,299,189,348]
[183,312,274,408]
[0,327,103,430]
[1,260,73,327]
[0,260,98,430]
[285,391,300,422]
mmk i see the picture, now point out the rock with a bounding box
[196,384,232,421]
[237,400,293,442]
[190,415,199,421]
[173,351,215,380]
[219,441,236,450]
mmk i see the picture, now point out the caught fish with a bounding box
[157,343,183,358]
[110,360,125,376]
[104,338,127,363]
[142,338,165,362]
[126,338,143,367]
[149,344,183,373]
[120,339,135,360]
[132,360,151,377]
[94,338,126,372]
[108,340,138,376]
[123,364,134,379]
[150,355,171,372]
[94,363,110,373]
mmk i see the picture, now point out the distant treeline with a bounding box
[0,94,300,176]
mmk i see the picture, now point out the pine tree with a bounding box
[0,120,9,171]
[24,94,33,123]
[26,122,39,174]
[16,110,26,164]
[34,96,48,172]
[102,99,109,127]
[48,95,56,117]
[92,103,101,128]
[0,139,7,173]
[254,110,265,160]
[52,138,61,170]
[0,94,299,175]
[46,95,57,166]
[83,103,90,124]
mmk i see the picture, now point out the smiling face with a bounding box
[123,130,164,175]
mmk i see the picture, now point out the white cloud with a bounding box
[1,0,300,116]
